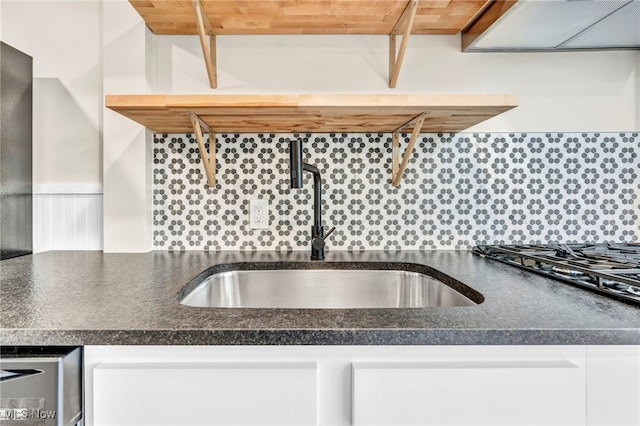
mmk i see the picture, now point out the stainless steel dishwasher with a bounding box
[0,347,82,425]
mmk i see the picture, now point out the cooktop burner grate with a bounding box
[472,243,640,307]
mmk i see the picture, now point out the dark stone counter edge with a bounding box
[2,329,639,346]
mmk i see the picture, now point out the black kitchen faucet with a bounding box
[289,139,335,260]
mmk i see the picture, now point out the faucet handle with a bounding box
[311,227,336,252]
[324,226,336,240]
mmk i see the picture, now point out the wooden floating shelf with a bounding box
[106,93,518,186]
[106,94,517,133]
[128,0,493,88]
[130,0,491,36]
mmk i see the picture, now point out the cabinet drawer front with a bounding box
[93,362,316,426]
[352,359,586,426]
[587,346,640,425]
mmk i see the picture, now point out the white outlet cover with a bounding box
[249,199,269,229]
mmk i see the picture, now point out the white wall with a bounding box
[152,34,639,132]
[101,0,153,252]
[2,0,104,252]
[1,0,103,187]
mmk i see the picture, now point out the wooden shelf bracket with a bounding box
[188,112,217,187]
[191,0,217,89]
[389,0,419,88]
[391,112,428,187]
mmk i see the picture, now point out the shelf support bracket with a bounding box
[391,112,428,187]
[188,112,217,187]
[389,0,419,88]
[191,0,217,89]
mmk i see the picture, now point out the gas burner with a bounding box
[473,243,640,307]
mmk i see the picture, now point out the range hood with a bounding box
[463,0,640,51]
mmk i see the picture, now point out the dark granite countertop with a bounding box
[1,250,639,345]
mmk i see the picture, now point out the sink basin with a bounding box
[178,262,482,309]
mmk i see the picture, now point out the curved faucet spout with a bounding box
[302,163,322,227]
[288,139,332,260]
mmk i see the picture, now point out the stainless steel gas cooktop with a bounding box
[473,243,640,307]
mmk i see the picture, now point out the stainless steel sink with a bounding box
[179,263,481,309]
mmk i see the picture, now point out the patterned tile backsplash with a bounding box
[153,132,639,251]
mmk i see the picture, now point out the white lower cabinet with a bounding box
[84,345,640,426]
[586,346,640,426]
[92,362,316,425]
[352,358,585,425]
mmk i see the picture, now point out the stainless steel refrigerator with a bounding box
[0,42,33,260]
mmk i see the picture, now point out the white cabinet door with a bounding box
[93,362,317,426]
[352,348,587,425]
[86,345,640,426]
[587,346,640,425]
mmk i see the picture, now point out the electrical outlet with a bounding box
[249,199,269,229]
